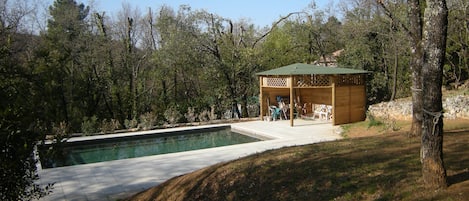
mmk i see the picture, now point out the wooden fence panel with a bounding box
[333,85,366,125]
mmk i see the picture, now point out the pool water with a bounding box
[39,127,261,168]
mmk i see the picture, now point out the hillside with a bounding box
[126,118,469,201]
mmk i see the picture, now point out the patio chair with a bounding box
[269,106,282,121]
[313,104,330,121]
[278,101,289,119]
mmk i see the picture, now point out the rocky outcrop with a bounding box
[368,94,469,120]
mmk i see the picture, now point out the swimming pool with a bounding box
[38,126,262,168]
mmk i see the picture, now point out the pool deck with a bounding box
[37,119,342,201]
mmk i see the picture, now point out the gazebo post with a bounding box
[289,76,294,127]
[331,78,336,125]
[259,76,264,120]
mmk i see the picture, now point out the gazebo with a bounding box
[256,63,369,126]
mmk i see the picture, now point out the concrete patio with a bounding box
[37,119,342,201]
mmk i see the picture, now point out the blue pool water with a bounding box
[39,127,261,168]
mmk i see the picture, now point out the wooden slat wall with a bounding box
[298,88,332,105]
[333,85,366,125]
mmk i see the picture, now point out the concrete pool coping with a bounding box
[37,119,342,201]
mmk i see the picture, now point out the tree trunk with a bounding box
[241,94,249,118]
[408,0,424,137]
[126,17,137,120]
[390,44,398,101]
[421,0,448,189]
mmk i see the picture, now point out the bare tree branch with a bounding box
[252,11,306,48]
[375,0,412,39]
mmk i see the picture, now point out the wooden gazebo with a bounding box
[257,63,368,126]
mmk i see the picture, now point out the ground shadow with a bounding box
[448,171,469,186]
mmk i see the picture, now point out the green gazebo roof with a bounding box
[256,63,369,76]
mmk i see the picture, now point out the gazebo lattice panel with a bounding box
[336,74,365,86]
[311,75,330,86]
[295,75,330,87]
[265,77,288,87]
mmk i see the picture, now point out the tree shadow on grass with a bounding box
[444,131,469,187]
[448,171,469,186]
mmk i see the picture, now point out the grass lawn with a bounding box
[126,118,469,201]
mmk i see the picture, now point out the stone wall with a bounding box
[368,95,469,120]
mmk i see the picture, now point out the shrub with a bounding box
[124,118,138,129]
[185,107,197,123]
[198,110,210,122]
[139,112,157,130]
[52,121,69,139]
[382,115,401,132]
[247,104,259,118]
[81,116,98,136]
[209,105,218,121]
[367,113,383,128]
[164,106,182,125]
[100,119,120,134]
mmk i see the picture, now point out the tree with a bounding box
[34,0,90,130]
[407,0,424,137]
[194,11,298,118]
[0,0,51,199]
[152,5,206,115]
[420,0,448,189]
[377,0,449,189]
[339,0,402,104]
[377,0,424,136]
[444,0,469,88]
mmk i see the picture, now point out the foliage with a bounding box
[198,110,210,122]
[184,107,197,123]
[366,113,401,132]
[124,118,138,129]
[1,0,468,198]
[0,2,52,197]
[36,0,91,131]
[164,105,182,125]
[366,112,384,128]
[444,0,469,88]
[0,126,52,200]
[81,116,98,136]
[209,105,218,121]
[100,119,120,134]
[138,112,157,130]
[14,0,467,132]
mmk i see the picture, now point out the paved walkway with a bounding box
[37,119,342,201]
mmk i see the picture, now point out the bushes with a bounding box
[124,118,138,129]
[185,105,218,123]
[82,116,120,135]
[100,119,120,134]
[164,105,182,125]
[81,116,98,136]
[78,104,228,136]
[367,112,401,132]
[138,112,157,130]
[185,107,197,123]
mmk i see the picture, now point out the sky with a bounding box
[90,0,335,27]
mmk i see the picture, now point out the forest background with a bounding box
[0,0,467,199]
